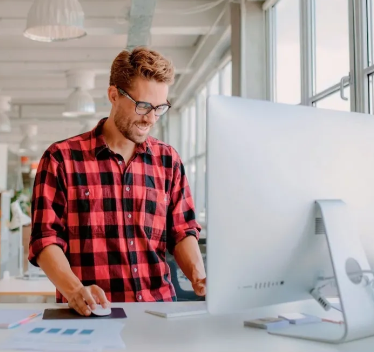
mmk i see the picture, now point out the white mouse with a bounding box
[90,306,112,316]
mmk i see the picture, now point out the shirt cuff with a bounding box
[28,234,67,267]
[168,228,200,254]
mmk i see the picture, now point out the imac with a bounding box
[205,96,374,343]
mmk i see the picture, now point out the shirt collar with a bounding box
[90,118,153,158]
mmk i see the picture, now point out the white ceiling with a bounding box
[0,0,231,152]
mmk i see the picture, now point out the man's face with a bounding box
[113,77,169,144]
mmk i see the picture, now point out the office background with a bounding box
[0,0,370,302]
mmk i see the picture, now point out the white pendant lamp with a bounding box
[19,125,38,156]
[63,88,96,117]
[0,112,11,132]
[63,70,96,117]
[24,0,86,42]
[0,96,11,132]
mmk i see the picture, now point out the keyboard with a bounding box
[145,302,207,318]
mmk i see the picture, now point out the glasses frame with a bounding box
[117,86,171,117]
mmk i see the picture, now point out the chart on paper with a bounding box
[0,320,126,351]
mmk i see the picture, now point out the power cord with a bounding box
[311,269,374,312]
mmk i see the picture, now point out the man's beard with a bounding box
[114,112,151,144]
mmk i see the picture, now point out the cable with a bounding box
[318,270,374,282]
[331,305,342,313]
[157,0,225,15]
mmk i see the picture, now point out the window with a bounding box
[364,1,374,114]
[197,88,207,155]
[177,61,232,225]
[220,61,232,96]
[189,104,196,160]
[273,0,301,104]
[315,88,350,112]
[314,0,349,94]
[208,72,220,96]
[180,108,189,162]
[266,0,353,112]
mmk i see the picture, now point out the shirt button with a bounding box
[133,268,137,273]
[130,240,134,245]
[128,214,132,219]
[138,295,142,301]
[118,160,122,165]
[126,186,130,191]
[85,191,90,196]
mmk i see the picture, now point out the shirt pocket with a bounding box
[144,188,169,251]
[67,186,112,236]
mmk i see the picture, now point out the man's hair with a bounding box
[109,47,175,90]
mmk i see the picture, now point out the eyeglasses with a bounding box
[117,87,171,117]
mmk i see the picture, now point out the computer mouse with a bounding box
[90,306,112,316]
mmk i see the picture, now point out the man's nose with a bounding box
[145,109,157,123]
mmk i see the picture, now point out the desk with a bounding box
[0,300,373,351]
[0,277,55,296]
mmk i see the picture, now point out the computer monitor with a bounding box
[205,96,374,343]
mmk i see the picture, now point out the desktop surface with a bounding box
[0,301,373,352]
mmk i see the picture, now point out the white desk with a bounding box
[0,300,373,351]
[0,277,55,296]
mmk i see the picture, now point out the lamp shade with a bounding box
[24,0,86,42]
[63,88,95,117]
[0,112,11,132]
[19,124,38,155]
[19,135,38,155]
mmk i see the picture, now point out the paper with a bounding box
[278,313,305,320]
[0,309,42,329]
[0,319,126,351]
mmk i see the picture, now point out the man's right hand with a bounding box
[67,285,110,316]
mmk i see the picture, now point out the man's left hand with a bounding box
[192,277,206,296]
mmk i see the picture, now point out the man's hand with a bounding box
[192,277,206,296]
[67,285,110,316]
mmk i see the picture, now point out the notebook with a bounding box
[0,309,42,329]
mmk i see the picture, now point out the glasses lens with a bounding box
[136,102,152,115]
[155,105,170,116]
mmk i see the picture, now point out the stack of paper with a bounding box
[0,319,125,351]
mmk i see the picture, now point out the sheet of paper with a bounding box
[0,309,42,328]
[0,319,126,351]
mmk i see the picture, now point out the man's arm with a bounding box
[29,149,109,315]
[173,236,206,296]
[167,155,206,296]
[37,245,109,316]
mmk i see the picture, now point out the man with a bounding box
[29,47,206,316]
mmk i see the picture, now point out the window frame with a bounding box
[265,0,360,112]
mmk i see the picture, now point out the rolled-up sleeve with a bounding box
[167,155,201,254]
[28,149,68,266]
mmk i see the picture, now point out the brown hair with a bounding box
[109,46,175,90]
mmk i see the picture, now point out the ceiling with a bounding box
[0,0,231,154]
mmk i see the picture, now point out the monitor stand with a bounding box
[269,200,374,343]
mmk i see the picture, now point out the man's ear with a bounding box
[108,86,118,104]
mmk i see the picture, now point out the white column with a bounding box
[231,1,267,100]
[0,144,8,191]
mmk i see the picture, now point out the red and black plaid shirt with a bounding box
[29,118,201,303]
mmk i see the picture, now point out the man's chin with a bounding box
[127,133,148,144]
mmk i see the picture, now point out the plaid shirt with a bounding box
[29,118,201,303]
